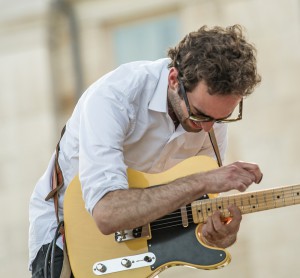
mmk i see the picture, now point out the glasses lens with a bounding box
[217,101,243,123]
[189,115,213,122]
[189,100,242,123]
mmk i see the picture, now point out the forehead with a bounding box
[189,81,242,118]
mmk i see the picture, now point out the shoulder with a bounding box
[108,58,170,94]
[85,58,170,104]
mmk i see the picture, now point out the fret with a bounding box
[222,201,230,218]
[226,195,231,207]
[282,188,286,206]
[259,191,268,210]
[249,193,258,212]
[241,193,251,214]
[282,187,293,207]
[273,188,284,208]
[254,192,263,211]
[202,201,208,220]
[292,186,300,204]
[206,199,213,217]
[262,191,268,209]
[191,184,300,224]
[191,202,201,223]
[233,196,242,211]
[241,195,245,213]
[291,186,296,205]
[216,198,224,213]
[266,189,276,210]
[210,198,218,216]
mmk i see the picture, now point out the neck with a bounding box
[191,184,300,224]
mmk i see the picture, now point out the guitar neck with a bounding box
[191,184,300,224]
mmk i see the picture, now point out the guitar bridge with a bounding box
[115,224,151,242]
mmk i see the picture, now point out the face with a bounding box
[167,68,242,133]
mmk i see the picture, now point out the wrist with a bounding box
[200,233,218,248]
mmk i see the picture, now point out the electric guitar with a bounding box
[64,156,300,277]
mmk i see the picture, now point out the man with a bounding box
[29,24,262,277]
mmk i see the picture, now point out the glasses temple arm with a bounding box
[179,81,191,116]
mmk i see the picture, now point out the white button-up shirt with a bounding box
[28,58,228,269]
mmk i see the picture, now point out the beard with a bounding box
[167,89,203,133]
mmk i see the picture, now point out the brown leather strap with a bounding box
[45,125,66,227]
[208,127,222,167]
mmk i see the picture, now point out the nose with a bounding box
[200,121,214,132]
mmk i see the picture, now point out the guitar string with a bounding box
[152,185,300,230]
[149,192,300,231]
[146,186,300,231]
[154,186,300,221]
[152,193,299,224]
[150,215,195,231]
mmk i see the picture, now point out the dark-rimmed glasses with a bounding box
[178,79,243,123]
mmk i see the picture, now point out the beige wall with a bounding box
[1,0,300,277]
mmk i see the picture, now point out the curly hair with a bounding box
[168,25,261,96]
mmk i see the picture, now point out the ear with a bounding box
[168,67,179,91]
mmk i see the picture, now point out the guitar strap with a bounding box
[45,125,66,229]
[44,125,73,278]
[208,127,223,167]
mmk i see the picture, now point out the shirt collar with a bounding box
[148,61,170,113]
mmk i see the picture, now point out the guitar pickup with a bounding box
[115,224,151,242]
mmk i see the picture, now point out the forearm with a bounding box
[92,161,262,235]
[92,173,207,235]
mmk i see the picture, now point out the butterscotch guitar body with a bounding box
[64,156,231,278]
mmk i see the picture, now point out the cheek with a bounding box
[173,96,187,119]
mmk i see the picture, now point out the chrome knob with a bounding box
[144,256,152,262]
[95,263,107,273]
[121,258,132,268]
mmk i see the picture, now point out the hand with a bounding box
[201,205,241,248]
[203,161,263,194]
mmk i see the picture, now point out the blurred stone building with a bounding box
[1,0,300,277]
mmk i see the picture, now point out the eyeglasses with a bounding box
[178,80,243,123]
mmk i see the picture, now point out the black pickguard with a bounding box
[147,196,227,270]
[148,223,227,270]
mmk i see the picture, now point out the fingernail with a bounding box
[257,173,263,184]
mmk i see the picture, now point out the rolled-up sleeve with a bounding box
[79,87,134,214]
